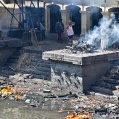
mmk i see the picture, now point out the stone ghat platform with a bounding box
[43,50,119,94]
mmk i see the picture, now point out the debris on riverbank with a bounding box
[0,69,119,119]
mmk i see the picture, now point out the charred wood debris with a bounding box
[65,40,97,54]
[0,68,119,118]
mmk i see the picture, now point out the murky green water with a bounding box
[0,99,69,119]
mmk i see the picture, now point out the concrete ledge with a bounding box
[43,50,119,65]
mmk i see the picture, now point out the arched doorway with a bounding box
[25,7,45,28]
[47,4,61,33]
[108,7,119,23]
[86,6,103,29]
[66,5,81,35]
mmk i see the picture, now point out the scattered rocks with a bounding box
[22,74,33,79]
[25,99,31,104]
[43,89,51,93]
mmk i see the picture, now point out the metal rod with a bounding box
[10,3,16,27]
[0,0,23,28]
[21,0,24,22]
[30,0,35,8]
[37,0,40,8]
[13,0,26,14]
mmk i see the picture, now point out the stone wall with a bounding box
[0,6,19,32]
[50,61,112,94]
[51,61,83,94]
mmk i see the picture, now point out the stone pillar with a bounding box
[60,10,70,28]
[80,11,87,35]
[45,7,50,33]
[102,11,110,19]
[86,11,92,31]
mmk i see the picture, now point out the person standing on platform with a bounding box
[65,20,75,45]
[55,19,64,43]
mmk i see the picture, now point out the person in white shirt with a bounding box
[66,20,75,45]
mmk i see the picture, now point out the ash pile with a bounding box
[66,40,96,53]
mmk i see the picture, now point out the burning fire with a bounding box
[0,87,25,100]
[65,113,91,119]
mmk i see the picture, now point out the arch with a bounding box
[86,6,103,29]
[66,5,81,11]
[47,4,61,33]
[66,5,81,35]
[108,7,119,12]
[108,7,119,23]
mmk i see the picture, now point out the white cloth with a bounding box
[66,26,74,36]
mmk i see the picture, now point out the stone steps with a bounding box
[13,50,21,56]
[0,66,12,71]
[95,82,119,90]
[22,47,43,54]
[0,47,51,81]
[91,86,114,95]
[24,69,50,77]
[91,86,119,96]
[28,61,50,68]
[104,78,119,85]
[88,91,119,104]
[33,74,50,80]
[10,55,19,59]
[4,50,21,67]
[88,66,119,102]
[7,59,18,64]
[0,69,16,75]
[90,79,119,96]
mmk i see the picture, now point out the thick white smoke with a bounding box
[79,14,119,50]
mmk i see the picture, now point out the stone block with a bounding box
[43,50,119,93]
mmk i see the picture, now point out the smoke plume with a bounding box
[79,14,119,50]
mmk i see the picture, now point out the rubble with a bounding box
[0,70,119,118]
[43,89,51,93]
